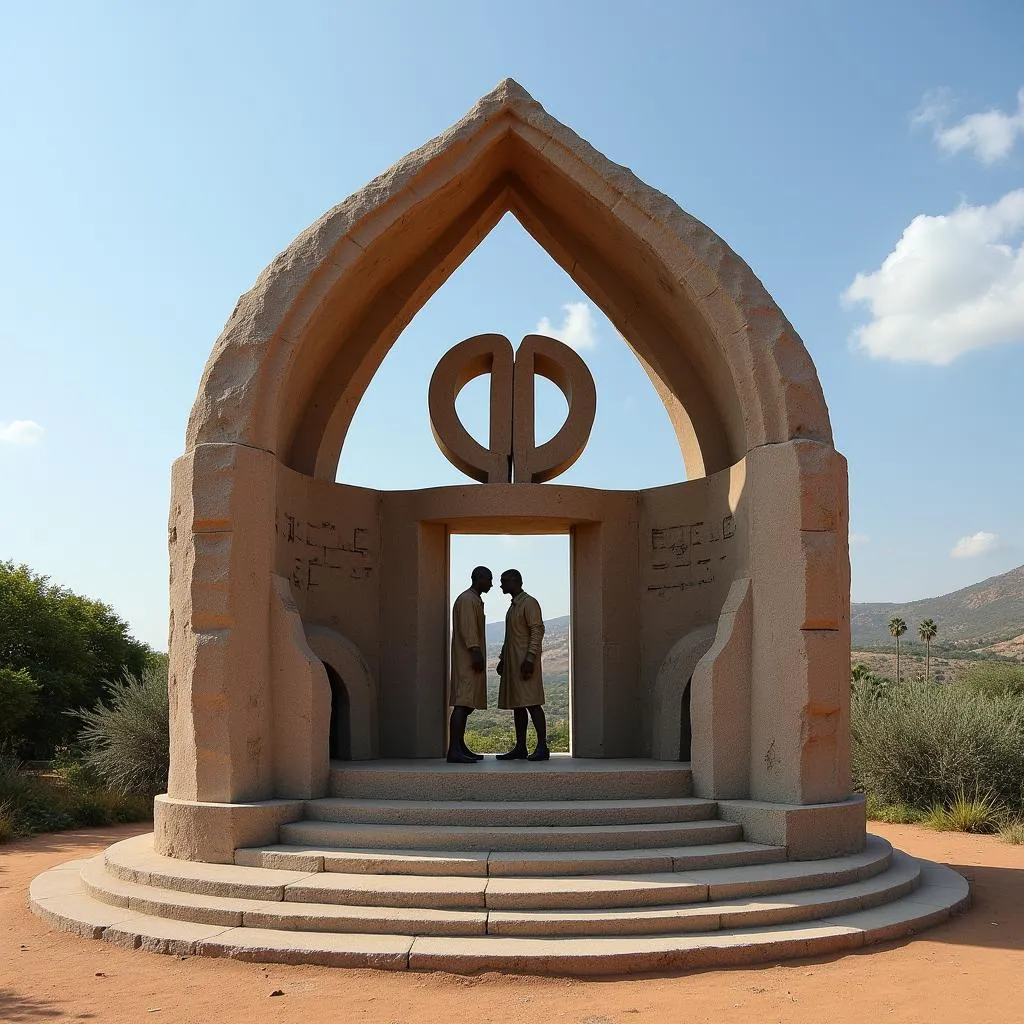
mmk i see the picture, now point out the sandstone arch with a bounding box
[187,79,831,483]
[162,80,857,863]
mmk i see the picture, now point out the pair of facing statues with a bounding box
[448,566,548,764]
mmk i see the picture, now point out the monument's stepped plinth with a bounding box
[30,758,968,974]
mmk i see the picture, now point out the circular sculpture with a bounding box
[427,333,597,483]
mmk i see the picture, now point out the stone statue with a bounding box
[447,565,492,763]
[495,569,548,761]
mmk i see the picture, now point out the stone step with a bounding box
[279,818,741,852]
[81,858,487,936]
[303,796,718,827]
[236,839,787,877]
[77,850,921,939]
[486,842,788,877]
[328,757,693,802]
[104,835,320,900]
[106,833,892,908]
[29,857,971,973]
[487,854,922,935]
[403,863,967,973]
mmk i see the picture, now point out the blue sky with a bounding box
[2,2,1023,646]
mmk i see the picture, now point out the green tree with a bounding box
[0,665,40,744]
[888,616,907,684]
[918,618,938,682]
[851,662,873,684]
[0,562,150,757]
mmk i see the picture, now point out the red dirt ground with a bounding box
[1,822,1022,1023]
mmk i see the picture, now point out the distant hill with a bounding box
[851,564,1024,650]
[476,565,1024,658]
[485,614,568,644]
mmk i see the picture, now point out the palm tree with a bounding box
[888,616,907,684]
[918,618,938,682]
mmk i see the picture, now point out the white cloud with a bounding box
[950,531,1000,559]
[849,531,870,548]
[915,87,1024,164]
[0,420,44,445]
[912,88,953,130]
[842,190,1024,364]
[536,301,598,351]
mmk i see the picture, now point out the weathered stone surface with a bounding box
[196,927,413,969]
[153,794,304,863]
[150,73,859,836]
[185,79,831,466]
[31,80,945,978]
[28,840,968,974]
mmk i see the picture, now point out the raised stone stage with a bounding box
[30,758,969,974]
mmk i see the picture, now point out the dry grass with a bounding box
[923,790,1003,834]
[999,820,1024,845]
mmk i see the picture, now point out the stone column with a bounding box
[377,510,448,757]
[570,515,641,757]
[166,443,276,804]
[744,440,851,805]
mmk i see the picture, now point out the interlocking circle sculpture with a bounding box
[428,333,597,483]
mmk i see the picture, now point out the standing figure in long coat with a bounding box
[496,568,549,761]
[447,565,492,764]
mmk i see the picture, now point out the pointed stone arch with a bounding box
[187,79,831,483]
[163,81,857,864]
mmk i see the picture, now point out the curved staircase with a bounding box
[30,758,969,974]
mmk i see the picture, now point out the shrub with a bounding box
[851,681,1024,813]
[465,725,517,754]
[464,716,570,754]
[76,664,169,797]
[923,789,1002,833]
[864,794,925,824]
[959,661,1024,697]
[1000,820,1024,845]
[51,744,100,790]
[0,751,151,843]
[0,749,23,786]
[0,800,13,842]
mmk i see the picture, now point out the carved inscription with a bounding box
[648,514,735,593]
[279,511,372,591]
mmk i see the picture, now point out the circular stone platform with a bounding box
[30,759,970,975]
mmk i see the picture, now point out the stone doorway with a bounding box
[447,532,570,754]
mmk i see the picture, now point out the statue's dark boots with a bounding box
[495,746,529,760]
[527,744,550,762]
[446,747,477,764]
[462,744,484,761]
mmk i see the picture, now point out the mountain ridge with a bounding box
[482,565,1024,653]
[850,563,1024,649]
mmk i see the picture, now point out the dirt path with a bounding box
[2,822,1022,1023]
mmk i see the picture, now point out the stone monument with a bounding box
[31,80,968,973]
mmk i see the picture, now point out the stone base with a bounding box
[716,795,867,860]
[30,838,970,975]
[31,765,966,976]
[154,795,304,864]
